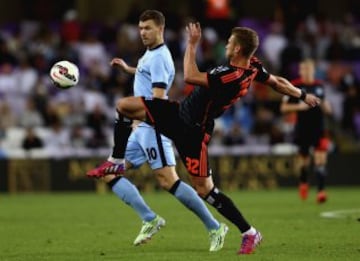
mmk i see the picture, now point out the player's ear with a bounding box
[235,44,241,55]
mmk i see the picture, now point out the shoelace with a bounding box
[141,223,153,234]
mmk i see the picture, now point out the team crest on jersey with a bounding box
[315,87,324,97]
[209,65,230,75]
[260,66,268,75]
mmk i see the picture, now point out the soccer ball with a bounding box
[50,60,79,89]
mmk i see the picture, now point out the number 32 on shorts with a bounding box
[185,157,199,174]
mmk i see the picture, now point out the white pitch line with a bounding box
[320,209,360,219]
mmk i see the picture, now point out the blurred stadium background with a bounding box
[0,0,360,193]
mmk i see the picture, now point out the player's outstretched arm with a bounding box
[280,96,311,113]
[183,22,208,87]
[267,75,320,107]
[110,58,136,75]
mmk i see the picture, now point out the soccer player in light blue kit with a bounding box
[87,10,228,251]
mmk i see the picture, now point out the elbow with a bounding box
[184,73,191,83]
[184,70,206,86]
[184,73,195,84]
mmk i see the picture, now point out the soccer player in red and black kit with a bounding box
[93,23,320,254]
[281,59,332,203]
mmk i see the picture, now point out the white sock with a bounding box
[107,156,125,165]
[243,226,257,236]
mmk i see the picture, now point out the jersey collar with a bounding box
[149,43,165,51]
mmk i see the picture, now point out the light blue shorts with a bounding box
[125,125,176,170]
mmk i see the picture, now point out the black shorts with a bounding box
[295,131,328,156]
[142,97,212,177]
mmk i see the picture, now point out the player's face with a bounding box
[138,20,163,48]
[225,35,239,59]
[299,62,315,81]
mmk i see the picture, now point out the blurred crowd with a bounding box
[0,1,360,157]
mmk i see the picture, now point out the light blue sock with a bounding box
[112,177,156,222]
[172,180,220,231]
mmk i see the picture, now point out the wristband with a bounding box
[299,89,307,101]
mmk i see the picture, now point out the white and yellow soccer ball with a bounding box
[49,60,79,89]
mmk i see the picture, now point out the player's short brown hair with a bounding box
[139,10,165,26]
[231,27,259,58]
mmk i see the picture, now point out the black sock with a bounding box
[111,111,132,159]
[168,180,181,194]
[204,187,251,233]
[299,165,309,183]
[107,176,122,189]
[315,165,326,191]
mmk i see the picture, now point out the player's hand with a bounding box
[297,101,311,111]
[304,93,321,107]
[110,58,129,72]
[186,22,202,45]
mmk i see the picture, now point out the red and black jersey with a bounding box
[179,57,270,132]
[288,79,325,135]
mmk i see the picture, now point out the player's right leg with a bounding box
[297,147,311,201]
[110,133,169,245]
[103,165,166,246]
[87,97,147,178]
[93,134,165,246]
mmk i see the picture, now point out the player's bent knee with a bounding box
[116,99,127,114]
[194,185,210,198]
[190,176,213,198]
[156,177,172,190]
[154,169,179,190]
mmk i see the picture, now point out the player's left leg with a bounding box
[313,149,328,203]
[176,131,261,254]
[189,175,262,254]
[154,166,221,232]
[154,166,228,251]
[139,127,226,251]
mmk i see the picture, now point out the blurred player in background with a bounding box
[87,10,227,251]
[281,59,332,203]
[94,22,320,254]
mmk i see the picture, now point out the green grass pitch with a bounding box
[1,187,359,261]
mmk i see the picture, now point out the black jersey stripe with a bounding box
[155,129,168,167]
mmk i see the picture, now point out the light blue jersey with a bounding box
[126,44,176,169]
[134,44,175,98]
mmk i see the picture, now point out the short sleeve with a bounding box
[149,56,170,88]
[206,65,232,89]
[251,57,270,83]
